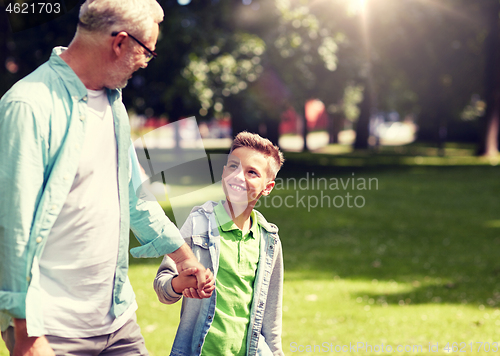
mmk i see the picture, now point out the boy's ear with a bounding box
[262,180,275,196]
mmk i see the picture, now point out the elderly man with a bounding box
[0,0,213,355]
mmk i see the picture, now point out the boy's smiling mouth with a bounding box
[229,183,247,192]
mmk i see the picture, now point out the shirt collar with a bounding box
[214,201,258,239]
[48,47,121,104]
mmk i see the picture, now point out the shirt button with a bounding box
[36,236,43,243]
[208,315,212,320]
[26,276,31,282]
[75,144,80,150]
[80,115,85,121]
[82,95,88,101]
[51,205,57,211]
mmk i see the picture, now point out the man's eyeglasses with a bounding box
[111,31,157,62]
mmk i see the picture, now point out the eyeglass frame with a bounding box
[111,31,157,62]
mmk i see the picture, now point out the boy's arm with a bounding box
[153,216,195,304]
[261,239,285,356]
[154,254,183,304]
[153,214,215,302]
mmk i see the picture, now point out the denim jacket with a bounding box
[154,201,284,356]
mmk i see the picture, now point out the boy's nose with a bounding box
[233,167,245,182]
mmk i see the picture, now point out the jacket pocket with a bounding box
[191,235,211,268]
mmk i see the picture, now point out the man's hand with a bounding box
[182,268,215,299]
[13,319,55,356]
[168,243,207,293]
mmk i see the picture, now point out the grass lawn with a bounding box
[128,158,500,355]
[2,149,500,356]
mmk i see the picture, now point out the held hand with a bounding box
[13,319,55,356]
[171,267,198,294]
[169,244,207,293]
[182,268,215,299]
[176,258,207,292]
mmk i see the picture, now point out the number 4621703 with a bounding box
[5,2,61,14]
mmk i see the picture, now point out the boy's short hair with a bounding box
[230,131,285,179]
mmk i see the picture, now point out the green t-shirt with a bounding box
[201,201,260,356]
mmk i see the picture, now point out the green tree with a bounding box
[364,0,484,149]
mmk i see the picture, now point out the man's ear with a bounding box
[262,180,275,196]
[111,32,128,57]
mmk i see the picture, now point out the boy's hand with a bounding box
[171,267,198,294]
[169,244,207,292]
[182,268,215,299]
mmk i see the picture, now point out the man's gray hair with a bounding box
[79,0,163,40]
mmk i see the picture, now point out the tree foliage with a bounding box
[0,0,497,153]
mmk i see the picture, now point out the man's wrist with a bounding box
[168,243,194,266]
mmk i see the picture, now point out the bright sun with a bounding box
[347,0,368,15]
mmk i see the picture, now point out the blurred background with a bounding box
[2,1,500,355]
[1,0,498,156]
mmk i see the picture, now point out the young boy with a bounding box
[154,132,285,356]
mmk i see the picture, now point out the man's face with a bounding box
[107,23,159,89]
[222,147,275,206]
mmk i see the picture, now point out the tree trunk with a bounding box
[0,9,12,95]
[265,118,280,147]
[328,112,342,144]
[300,104,309,152]
[354,80,372,150]
[477,0,500,156]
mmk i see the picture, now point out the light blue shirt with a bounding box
[0,47,185,336]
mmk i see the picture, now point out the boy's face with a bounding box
[222,147,275,205]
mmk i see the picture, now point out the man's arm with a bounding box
[0,99,47,335]
[127,146,208,291]
[12,319,55,356]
